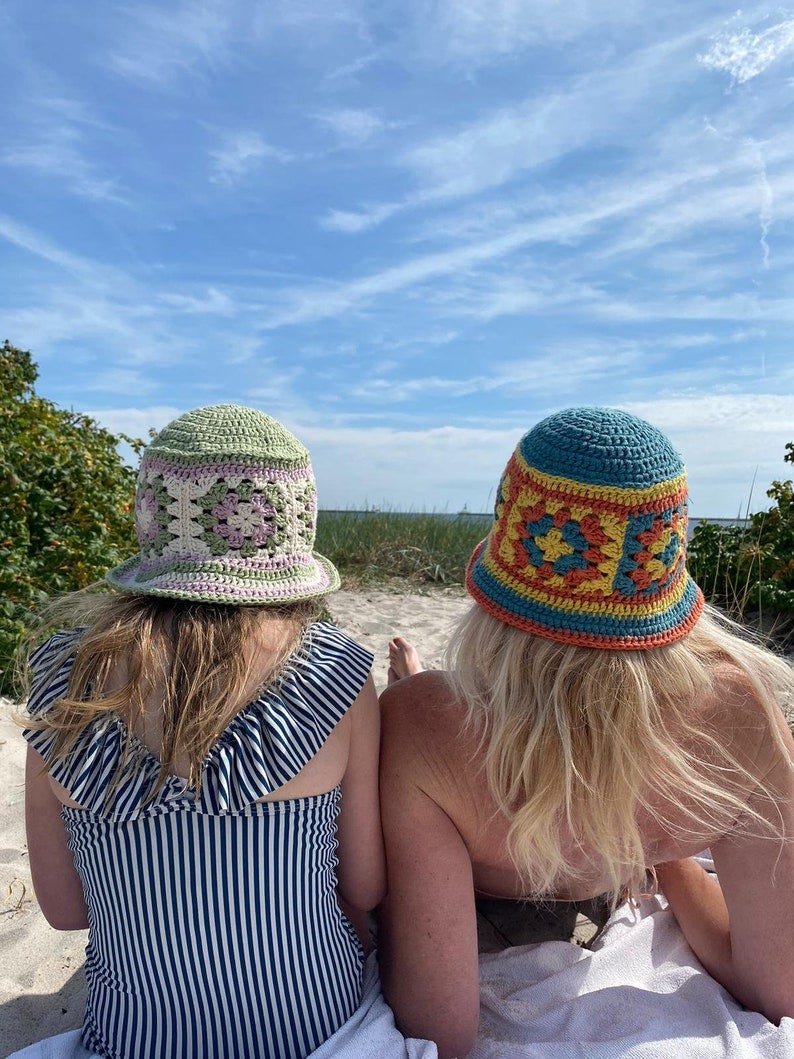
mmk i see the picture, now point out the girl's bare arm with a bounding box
[336,675,386,912]
[25,746,89,930]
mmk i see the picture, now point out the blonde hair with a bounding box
[447,603,793,902]
[22,585,320,802]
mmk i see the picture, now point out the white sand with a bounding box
[0,587,470,1054]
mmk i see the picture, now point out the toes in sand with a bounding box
[387,636,425,684]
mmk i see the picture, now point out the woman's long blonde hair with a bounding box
[447,603,793,902]
[21,585,319,801]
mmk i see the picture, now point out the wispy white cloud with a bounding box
[588,290,794,323]
[323,28,707,231]
[352,345,649,402]
[245,362,307,404]
[350,338,783,411]
[158,287,236,314]
[662,331,756,350]
[78,369,160,395]
[417,0,646,64]
[107,0,371,87]
[698,16,794,84]
[1,90,129,205]
[320,202,402,232]
[594,165,794,269]
[263,135,794,329]
[208,130,293,186]
[745,138,775,269]
[3,126,128,204]
[108,0,235,85]
[404,41,693,200]
[317,108,385,144]
[2,295,172,365]
[323,48,385,86]
[0,213,117,280]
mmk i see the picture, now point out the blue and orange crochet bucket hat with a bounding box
[466,407,704,650]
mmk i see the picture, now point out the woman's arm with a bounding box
[656,711,794,1023]
[378,682,480,1059]
[336,675,387,912]
[25,746,89,930]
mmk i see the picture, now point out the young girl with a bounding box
[378,406,794,1059]
[21,404,385,1059]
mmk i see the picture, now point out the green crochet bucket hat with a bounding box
[107,404,339,604]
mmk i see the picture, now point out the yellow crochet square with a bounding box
[495,483,628,598]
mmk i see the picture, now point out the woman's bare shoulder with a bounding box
[703,658,793,777]
[379,671,478,774]
[380,671,464,735]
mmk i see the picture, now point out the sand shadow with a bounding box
[0,965,85,1055]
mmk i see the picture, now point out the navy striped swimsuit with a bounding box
[24,624,374,1059]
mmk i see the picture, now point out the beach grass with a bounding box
[315,509,489,588]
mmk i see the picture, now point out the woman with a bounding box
[21,404,385,1059]
[378,406,794,1059]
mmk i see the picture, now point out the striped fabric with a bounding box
[24,624,374,1059]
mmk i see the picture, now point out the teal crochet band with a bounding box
[467,542,703,649]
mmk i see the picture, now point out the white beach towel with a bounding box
[474,900,793,1058]
[7,899,792,1059]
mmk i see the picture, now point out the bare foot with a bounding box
[387,636,425,685]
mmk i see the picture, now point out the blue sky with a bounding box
[2,1,793,516]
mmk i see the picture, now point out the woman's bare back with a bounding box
[378,662,793,1059]
[383,666,778,903]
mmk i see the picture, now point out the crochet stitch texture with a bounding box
[465,407,704,649]
[107,404,339,604]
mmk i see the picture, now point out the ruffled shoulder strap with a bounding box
[23,628,140,814]
[23,622,374,819]
[199,622,374,813]
[26,628,84,714]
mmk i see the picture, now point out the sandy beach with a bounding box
[0,587,470,1055]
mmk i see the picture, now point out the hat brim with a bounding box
[465,540,705,650]
[106,551,340,606]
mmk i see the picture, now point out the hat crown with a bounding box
[521,407,684,489]
[145,404,309,468]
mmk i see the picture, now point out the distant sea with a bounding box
[319,511,747,541]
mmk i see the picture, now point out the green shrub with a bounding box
[688,442,794,630]
[0,342,141,696]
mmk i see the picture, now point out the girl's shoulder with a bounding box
[301,621,374,675]
[28,626,84,668]
[23,621,375,819]
[26,628,86,715]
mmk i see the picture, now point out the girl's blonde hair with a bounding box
[22,585,320,801]
[447,603,793,902]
